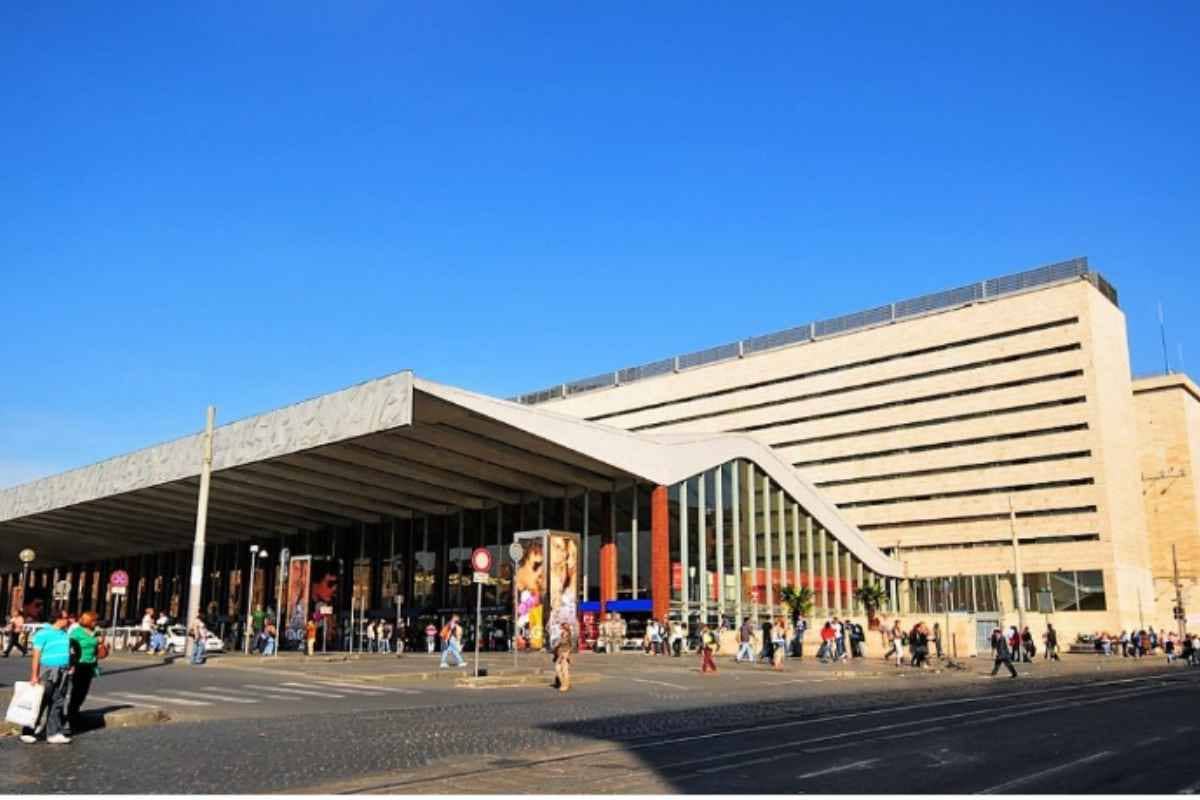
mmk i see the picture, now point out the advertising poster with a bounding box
[310,558,341,647]
[514,534,545,651]
[285,556,311,646]
[547,532,579,650]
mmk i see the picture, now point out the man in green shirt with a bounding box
[66,611,103,735]
[251,605,267,652]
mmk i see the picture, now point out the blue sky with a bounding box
[2,3,1197,487]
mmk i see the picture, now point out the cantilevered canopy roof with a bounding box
[1,371,903,576]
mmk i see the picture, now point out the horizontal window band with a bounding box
[775,395,1087,448]
[794,424,1090,468]
[860,505,1098,530]
[632,344,1082,432]
[898,533,1101,553]
[587,317,1081,422]
[729,368,1083,435]
[815,450,1093,488]
[836,477,1096,509]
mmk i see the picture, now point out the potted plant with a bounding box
[853,582,888,630]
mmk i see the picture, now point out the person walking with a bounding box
[553,622,574,691]
[771,617,787,671]
[1044,623,1060,661]
[1020,626,1036,662]
[20,609,73,744]
[190,616,209,665]
[793,615,807,659]
[613,613,627,653]
[735,617,754,663]
[910,623,930,668]
[700,624,718,674]
[65,611,105,736]
[424,622,438,654]
[304,619,317,656]
[884,620,905,666]
[760,619,775,665]
[439,615,466,668]
[261,620,277,656]
[3,609,28,658]
[990,627,1018,678]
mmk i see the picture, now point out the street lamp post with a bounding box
[244,546,266,654]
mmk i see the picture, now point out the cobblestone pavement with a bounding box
[0,651,1194,793]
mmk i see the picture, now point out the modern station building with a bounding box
[2,257,1196,649]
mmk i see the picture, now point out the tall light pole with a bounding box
[244,545,267,654]
[1173,544,1187,640]
[18,549,35,616]
[185,406,215,663]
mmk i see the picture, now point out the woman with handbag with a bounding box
[66,611,106,735]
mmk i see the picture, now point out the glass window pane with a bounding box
[1076,570,1106,611]
[1049,571,1078,612]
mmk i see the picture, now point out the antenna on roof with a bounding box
[1158,302,1171,375]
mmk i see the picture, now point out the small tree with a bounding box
[779,585,814,623]
[854,582,888,628]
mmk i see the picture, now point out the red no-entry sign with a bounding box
[471,547,493,573]
[110,570,130,588]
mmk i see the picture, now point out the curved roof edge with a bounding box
[416,378,904,578]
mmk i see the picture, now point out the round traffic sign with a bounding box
[470,547,493,573]
[508,542,524,562]
[109,569,130,588]
[53,579,72,598]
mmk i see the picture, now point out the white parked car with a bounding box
[166,625,224,653]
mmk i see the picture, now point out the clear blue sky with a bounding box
[2,3,1197,488]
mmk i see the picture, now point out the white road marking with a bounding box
[1137,735,1166,747]
[282,681,387,696]
[165,689,260,704]
[201,686,292,700]
[108,691,212,707]
[978,751,1113,794]
[242,683,344,698]
[796,758,880,780]
[631,678,688,690]
[307,681,419,695]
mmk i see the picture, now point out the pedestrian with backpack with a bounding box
[439,615,466,668]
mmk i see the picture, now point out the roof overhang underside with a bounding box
[0,372,903,577]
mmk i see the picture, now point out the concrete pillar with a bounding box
[651,485,670,622]
[715,468,725,619]
[747,464,757,621]
[819,529,828,616]
[832,540,842,614]
[732,463,742,624]
[697,473,707,622]
[600,493,617,616]
[806,517,815,593]
[680,481,689,616]
[762,474,773,618]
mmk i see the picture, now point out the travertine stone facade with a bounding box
[546,277,1162,641]
[1134,374,1200,627]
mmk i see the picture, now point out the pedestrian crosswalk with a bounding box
[86,679,419,709]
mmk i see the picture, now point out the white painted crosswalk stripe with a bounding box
[306,681,419,695]
[108,691,212,707]
[202,686,292,700]
[165,689,260,704]
[243,683,344,698]
[282,681,387,696]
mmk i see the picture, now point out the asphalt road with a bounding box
[1,651,1198,794]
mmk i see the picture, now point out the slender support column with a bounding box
[185,405,215,661]
[582,489,590,602]
[697,474,707,622]
[600,493,617,617]
[844,551,853,614]
[776,489,787,594]
[856,562,865,615]
[762,475,773,618]
[832,540,842,615]
[650,486,669,621]
[747,465,757,621]
[715,468,725,619]
[732,464,742,624]
[631,485,639,599]
[680,481,689,617]
[805,517,815,592]
[792,504,802,590]
[818,529,828,616]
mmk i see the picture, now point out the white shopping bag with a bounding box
[5,681,45,729]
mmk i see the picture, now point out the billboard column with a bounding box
[185,405,215,661]
[600,492,617,617]
[650,485,669,622]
